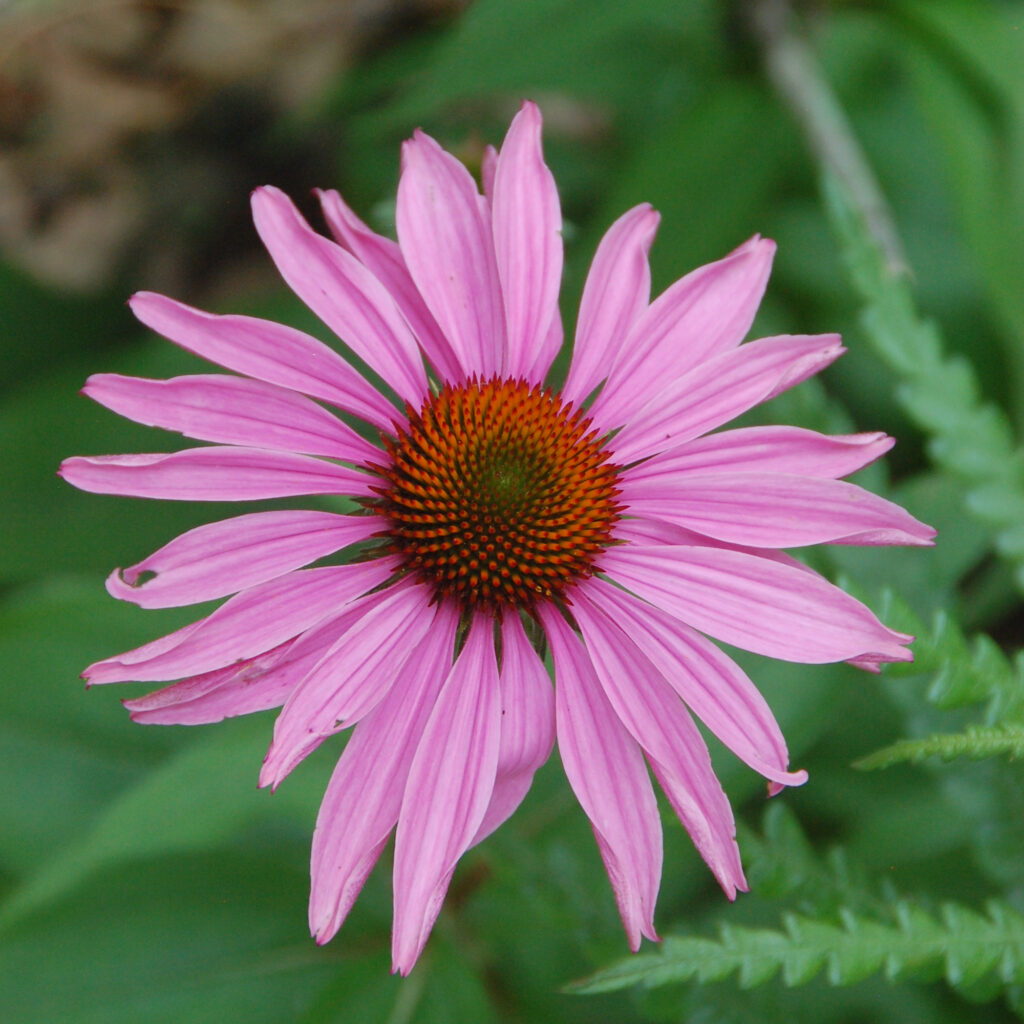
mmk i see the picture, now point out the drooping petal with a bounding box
[391,614,502,975]
[602,544,914,665]
[605,333,845,462]
[562,204,660,408]
[84,558,396,684]
[539,606,661,950]
[590,236,775,428]
[124,634,322,726]
[105,510,378,609]
[308,601,458,945]
[129,292,397,432]
[625,426,894,479]
[396,129,506,377]
[83,373,379,464]
[471,614,556,846]
[251,186,429,406]
[578,579,806,792]
[132,595,380,726]
[621,472,937,549]
[59,447,375,502]
[492,102,563,380]
[316,188,463,383]
[569,592,747,896]
[261,581,435,789]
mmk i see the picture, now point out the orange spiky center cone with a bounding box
[370,376,623,613]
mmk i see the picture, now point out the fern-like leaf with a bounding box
[855,724,1024,770]
[856,587,1024,722]
[845,588,1024,770]
[825,173,1024,590]
[570,900,1024,1003]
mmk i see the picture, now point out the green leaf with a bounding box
[0,578,193,876]
[0,711,323,933]
[739,804,884,919]
[0,260,127,398]
[825,172,1024,590]
[863,588,1024,723]
[855,724,1024,771]
[590,82,800,292]
[889,0,1024,420]
[361,0,720,124]
[0,852,339,1024]
[571,899,1024,1005]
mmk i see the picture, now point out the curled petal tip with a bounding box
[767,768,809,797]
[104,567,139,603]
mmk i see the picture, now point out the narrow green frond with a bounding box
[570,900,1024,1004]
[855,724,1024,770]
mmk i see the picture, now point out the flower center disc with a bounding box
[374,377,623,612]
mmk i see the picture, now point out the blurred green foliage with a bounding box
[2,0,1023,1021]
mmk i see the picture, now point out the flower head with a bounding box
[60,101,935,974]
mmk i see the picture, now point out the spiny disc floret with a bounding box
[372,376,622,612]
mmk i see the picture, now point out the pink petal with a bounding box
[621,472,937,548]
[606,333,845,462]
[615,515,801,558]
[612,517,816,585]
[562,204,660,408]
[308,601,459,944]
[625,426,894,479]
[125,637,309,726]
[59,447,375,502]
[590,236,775,428]
[529,308,564,382]
[129,292,397,432]
[84,558,396,684]
[577,579,806,791]
[131,595,384,725]
[569,592,747,897]
[602,544,914,665]
[83,373,379,464]
[471,614,556,846]
[539,606,661,950]
[105,510,378,609]
[391,614,501,974]
[251,187,428,406]
[396,130,506,378]
[316,188,463,383]
[492,102,563,380]
[261,581,434,789]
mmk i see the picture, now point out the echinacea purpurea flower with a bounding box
[60,101,935,974]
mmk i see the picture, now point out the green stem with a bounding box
[749,0,908,277]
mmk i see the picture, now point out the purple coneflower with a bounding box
[61,101,934,974]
